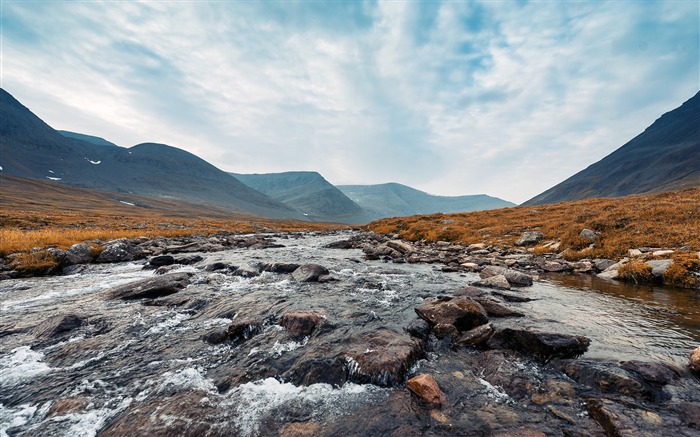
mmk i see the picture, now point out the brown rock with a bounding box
[47,396,90,417]
[487,328,590,362]
[433,323,459,339]
[455,323,493,346]
[690,346,700,373]
[406,374,447,407]
[291,264,329,282]
[415,297,489,332]
[279,422,321,437]
[476,274,511,289]
[106,272,191,300]
[279,311,323,337]
[492,428,546,437]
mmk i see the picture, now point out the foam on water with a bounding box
[57,396,132,437]
[0,347,52,388]
[0,404,38,437]
[225,378,389,437]
[145,311,191,336]
[155,367,217,395]
[477,377,510,402]
[269,337,308,357]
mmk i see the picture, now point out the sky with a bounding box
[1,1,698,204]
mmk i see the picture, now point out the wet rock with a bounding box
[279,311,323,337]
[343,329,425,387]
[148,255,174,267]
[32,314,85,341]
[154,265,182,275]
[174,254,203,265]
[453,286,485,298]
[279,422,321,437]
[324,239,354,249]
[689,346,700,374]
[455,323,493,346]
[572,261,594,273]
[260,262,300,274]
[65,243,94,265]
[620,360,679,385]
[473,297,525,318]
[233,264,260,278]
[106,272,192,300]
[283,357,348,387]
[405,318,431,340]
[561,360,663,401]
[492,291,534,302]
[406,374,447,407]
[204,262,234,272]
[475,274,511,289]
[593,259,617,272]
[530,379,577,406]
[586,398,659,437]
[480,266,533,287]
[415,297,489,332]
[46,396,90,417]
[540,261,569,272]
[62,265,90,276]
[433,323,459,339]
[386,240,414,254]
[492,428,546,437]
[673,402,700,428]
[227,319,263,342]
[515,231,543,246]
[317,274,338,283]
[96,239,140,263]
[202,329,229,345]
[292,264,330,282]
[487,328,590,362]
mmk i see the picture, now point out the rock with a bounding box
[479,266,533,287]
[406,374,447,407]
[540,261,568,272]
[149,255,174,267]
[579,229,598,242]
[386,240,414,254]
[279,311,322,337]
[32,314,85,341]
[628,249,643,257]
[405,319,431,340]
[515,231,543,246]
[343,329,425,387]
[227,320,263,342]
[47,396,90,417]
[202,329,229,345]
[106,272,191,300]
[572,261,593,273]
[492,291,533,302]
[260,262,300,274]
[690,346,700,374]
[473,298,524,318]
[65,243,94,265]
[460,262,480,270]
[433,323,459,339]
[593,259,617,272]
[204,262,233,272]
[96,240,139,263]
[620,360,679,385]
[652,249,674,257]
[455,323,493,346]
[292,264,329,282]
[279,422,321,437]
[415,297,489,332]
[317,274,337,283]
[467,243,487,251]
[492,428,546,437]
[475,274,511,289]
[233,264,260,278]
[324,240,354,249]
[561,360,662,401]
[487,328,590,362]
[597,269,619,280]
[586,399,654,437]
[283,357,348,387]
[174,255,203,265]
[645,259,672,278]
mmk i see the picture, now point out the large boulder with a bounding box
[97,239,141,263]
[480,266,533,287]
[487,328,590,362]
[65,244,94,265]
[515,231,543,246]
[106,272,191,300]
[415,297,489,332]
[292,264,329,282]
[475,274,511,290]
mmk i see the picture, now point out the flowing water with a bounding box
[0,231,698,436]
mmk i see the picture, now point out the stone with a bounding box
[204,262,233,272]
[65,243,94,265]
[540,261,568,272]
[455,323,493,346]
[645,259,672,278]
[292,264,329,282]
[148,255,174,267]
[652,249,674,257]
[260,262,300,274]
[492,291,533,302]
[406,374,447,407]
[47,396,90,417]
[279,311,322,337]
[460,262,480,270]
[593,259,617,272]
[106,272,191,300]
[473,298,524,318]
[467,243,486,251]
[405,318,431,340]
[415,297,489,332]
[628,249,643,257]
[476,274,511,289]
[690,346,700,374]
[586,399,651,437]
[487,328,590,362]
[433,323,459,339]
[515,231,543,246]
[227,320,263,342]
[597,269,619,280]
[174,255,203,265]
[343,329,425,387]
[96,239,142,263]
[561,360,661,401]
[620,360,679,385]
[233,264,260,278]
[579,229,598,242]
[283,357,348,387]
[32,314,85,341]
[480,266,533,287]
[492,428,545,437]
[279,422,321,437]
[572,261,593,273]
[386,240,414,254]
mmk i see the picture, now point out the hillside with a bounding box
[0,88,306,220]
[57,130,119,147]
[525,91,700,205]
[337,182,515,220]
[232,171,371,223]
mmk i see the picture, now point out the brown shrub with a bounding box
[663,255,700,289]
[10,250,60,275]
[618,260,654,284]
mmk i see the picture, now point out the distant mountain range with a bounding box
[0,87,513,223]
[525,91,700,205]
[336,183,515,220]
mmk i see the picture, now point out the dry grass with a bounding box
[368,188,700,261]
[664,254,700,288]
[618,260,654,283]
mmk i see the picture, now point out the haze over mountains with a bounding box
[0,88,513,223]
[525,91,700,205]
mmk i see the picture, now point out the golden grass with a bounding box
[367,188,700,261]
[618,259,654,283]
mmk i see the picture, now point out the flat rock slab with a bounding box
[106,272,192,300]
[32,314,86,341]
[487,328,590,362]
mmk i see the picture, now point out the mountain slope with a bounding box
[231,171,370,223]
[0,88,305,220]
[337,183,515,220]
[524,91,700,205]
[57,130,119,147]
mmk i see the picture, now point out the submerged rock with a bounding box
[406,374,447,407]
[292,264,330,282]
[487,328,590,362]
[106,272,192,300]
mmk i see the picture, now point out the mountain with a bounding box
[231,171,371,223]
[57,130,119,147]
[0,88,306,220]
[336,183,515,220]
[524,91,700,205]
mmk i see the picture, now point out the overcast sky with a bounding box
[2,1,698,204]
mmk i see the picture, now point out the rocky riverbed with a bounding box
[1,230,699,436]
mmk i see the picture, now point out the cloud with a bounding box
[1,0,698,203]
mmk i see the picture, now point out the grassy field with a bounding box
[368,188,700,261]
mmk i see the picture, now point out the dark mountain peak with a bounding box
[524,92,700,205]
[58,130,119,148]
[0,88,66,145]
